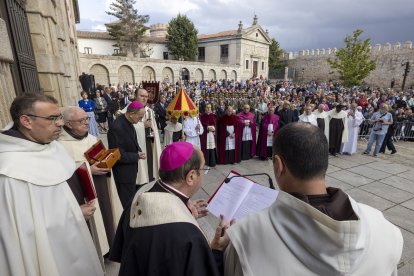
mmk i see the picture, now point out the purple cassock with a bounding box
[257,113,280,159]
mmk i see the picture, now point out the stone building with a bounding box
[286,42,414,89]
[77,15,271,83]
[0,0,83,128]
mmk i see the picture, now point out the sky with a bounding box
[77,0,414,52]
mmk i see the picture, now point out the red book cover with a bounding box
[76,162,96,202]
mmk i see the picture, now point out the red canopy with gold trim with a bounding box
[166,87,198,119]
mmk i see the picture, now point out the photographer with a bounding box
[363,103,393,156]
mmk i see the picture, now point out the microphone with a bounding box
[224,173,275,190]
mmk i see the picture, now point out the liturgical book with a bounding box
[76,162,97,202]
[208,171,279,221]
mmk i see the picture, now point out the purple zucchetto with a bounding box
[128,101,144,110]
[160,142,194,171]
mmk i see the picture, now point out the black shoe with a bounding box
[391,150,397,154]
[379,151,385,154]
[363,151,369,155]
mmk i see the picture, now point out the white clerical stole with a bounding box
[207,126,216,149]
[226,125,235,150]
[242,120,252,141]
[267,124,274,147]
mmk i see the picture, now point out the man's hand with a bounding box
[210,215,236,251]
[188,199,209,219]
[229,133,235,139]
[80,200,96,221]
[144,119,152,128]
[138,152,146,159]
[267,131,273,136]
[90,162,110,175]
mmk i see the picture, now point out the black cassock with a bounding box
[329,118,344,155]
[110,182,223,276]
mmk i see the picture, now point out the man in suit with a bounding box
[278,101,296,128]
[154,95,167,134]
[108,101,146,208]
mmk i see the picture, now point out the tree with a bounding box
[327,29,376,87]
[268,38,285,70]
[166,14,198,61]
[106,0,149,57]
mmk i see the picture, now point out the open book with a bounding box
[208,171,279,221]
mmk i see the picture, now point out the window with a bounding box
[114,49,120,55]
[262,62,265,70]
[220,45,229,64]
[84,47,92,54]
[198,47,205,61]
[220,44,229,57]
[246,60,249,69]
[163,52,169,60]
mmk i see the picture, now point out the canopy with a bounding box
[166,87,198,119]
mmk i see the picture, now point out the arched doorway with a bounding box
[220,69,227,80]
[181,68,190,81]
[208,69,216,81]
[90,64,110,86]
[194,68,204,81]
[231,70,237,81]
[162,67,174,83]
[142,66,156,81]
[118,65,134,84]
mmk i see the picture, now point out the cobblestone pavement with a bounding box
[106,140,414,275]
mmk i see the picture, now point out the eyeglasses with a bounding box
[68,117,90,124]
[25,114,64,124]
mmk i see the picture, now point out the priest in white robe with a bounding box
[341,103,364,155]
[298,104,318,126]
[184,115,204,148]
[59,106,123,258]
[0,93,102,276]
[164,116,183,147]
[313,104,329,142]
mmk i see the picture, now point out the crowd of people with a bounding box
[0,76,411,275]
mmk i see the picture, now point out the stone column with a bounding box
[0,19,16,128]
[26,0,82,107]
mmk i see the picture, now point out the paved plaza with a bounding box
[106,139,414,275]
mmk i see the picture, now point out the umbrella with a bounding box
[166,87,199,119]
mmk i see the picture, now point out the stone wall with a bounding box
[26,0,82,107]
[287,42,414,89]
[0,19,15,128]
[79,53,241,85]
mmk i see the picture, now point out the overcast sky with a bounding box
[77,0,414,52]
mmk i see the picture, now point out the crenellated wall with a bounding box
[286,41,414,88]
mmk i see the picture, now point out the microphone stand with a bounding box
[225,173,275,190]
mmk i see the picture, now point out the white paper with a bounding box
[208,172,252,219]
[208,172,278,220]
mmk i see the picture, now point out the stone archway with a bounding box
[90,64,110,86]
[194,68,204,81]
[208,69,216,81]
[220,69,227,80]
[182,68,190,81]
[142,66,156,81]
[162,67,174,82]
[231,70,237,81]
[118,65,134,84]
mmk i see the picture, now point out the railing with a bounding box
[358,120,414,141]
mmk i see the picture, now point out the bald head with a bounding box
[136,88,149,105]
[62,106,87,123]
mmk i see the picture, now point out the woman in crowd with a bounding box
[94,90,108,133]
[78,91,100,137]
